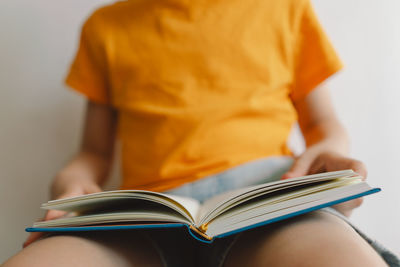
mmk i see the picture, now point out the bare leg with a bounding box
[224,211,387,267]
[3,231,163,267]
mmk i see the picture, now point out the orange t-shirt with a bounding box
[66,0,342,191]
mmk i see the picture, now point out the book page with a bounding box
[206,182,372,237]
[43,190,200,224]
[34,209,191,227]
[162,194,201,222]
[198,170,357,225]
[209,178,362,228]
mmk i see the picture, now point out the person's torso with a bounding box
[94,0,301,191]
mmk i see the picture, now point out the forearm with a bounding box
[294,86,349,156]
[301,118,349,156]
[23,101,117,246]
[288,87,366,216]
[51,101,117,199]
[51,150,112,199]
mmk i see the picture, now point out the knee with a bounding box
[224,211,387,267]
[257,212,387,267]
[3,233,163,267]
[2,247,41,267]
[2,236,91,267]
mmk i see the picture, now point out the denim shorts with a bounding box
[146,157,400,267]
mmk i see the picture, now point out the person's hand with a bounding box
[282,151,367,217]
[23,181,102,248]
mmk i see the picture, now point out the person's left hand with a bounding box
[282,151,367,217]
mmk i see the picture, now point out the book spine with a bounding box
[188,225,213,243]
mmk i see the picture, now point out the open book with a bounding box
[27,170,380,242]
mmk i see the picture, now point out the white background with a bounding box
[1,0,399,261]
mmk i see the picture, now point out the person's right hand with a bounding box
[23,182,102,248]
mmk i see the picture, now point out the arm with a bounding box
[51,100,118,199]
[282,85,366,216]
[294,84,348,154]
[24,100,117,247]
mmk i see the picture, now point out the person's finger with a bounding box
[23,209,67,248]
[308,153,329,175]
[331,157,367,179]
[347,159,367,180]
[320,153,368,180]
[281,152,315,179]
[44,209,67,221]
[23,185,102,248]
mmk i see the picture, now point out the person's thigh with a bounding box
[224,211,387,267]
[3,231,163,267]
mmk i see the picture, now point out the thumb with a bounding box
[44,209,67,221]
[282,153,314,179]
[24,196,71,248]
[44,191,77,220]
[24,209,68,248]
[24,210,65,248]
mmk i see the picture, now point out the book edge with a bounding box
[26,223,215,243]
[212,188,381,240]
[26,223,188,233]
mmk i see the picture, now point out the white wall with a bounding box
[0,0,113,261]
[0,0,399,262]
[312,0,400,253]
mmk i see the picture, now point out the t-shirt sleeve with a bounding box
[65,14,110,105]
[290,0,343,102]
